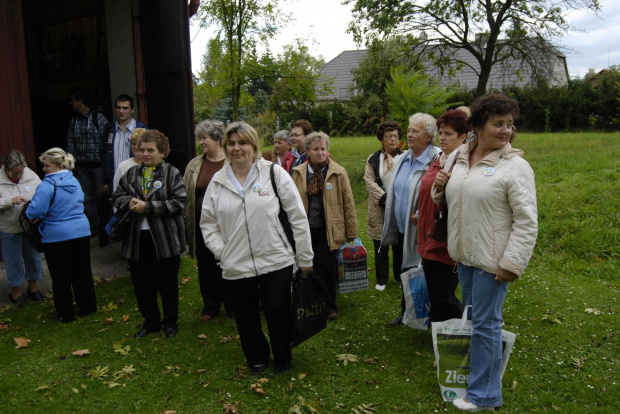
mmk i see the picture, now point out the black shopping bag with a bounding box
[290,268,327,349]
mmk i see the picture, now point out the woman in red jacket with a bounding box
[415,110,468,322]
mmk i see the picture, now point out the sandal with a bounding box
[9,294,27,307]
[27,289,45,301]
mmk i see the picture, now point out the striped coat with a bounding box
[111,161,187,261]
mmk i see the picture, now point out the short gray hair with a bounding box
[2,150,27,170]
[39,147,75,171]
[408,113,438,138]
[304,131,330,151]
[273,130,291,145]
[195,120,225,142]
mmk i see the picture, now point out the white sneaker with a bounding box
[453,398,494,412]
[375,284,386,291]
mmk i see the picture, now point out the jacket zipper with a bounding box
[242,198,259,275]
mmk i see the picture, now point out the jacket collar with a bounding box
[458,138,523,166]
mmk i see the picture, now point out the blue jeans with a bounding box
[73,165,102,235]
[458,263,508,408]
[0,232,43,288]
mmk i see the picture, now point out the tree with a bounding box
[193,0,286,121]
[270,39,333,117]
[193,38,231,121]
[384,67,458,128]
[346,0,601,96]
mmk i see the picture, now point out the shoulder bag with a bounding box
[19,179,57,253]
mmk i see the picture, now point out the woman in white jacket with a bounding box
[433,94,538,412]
[200,122,313,376]
[0,150,44,306]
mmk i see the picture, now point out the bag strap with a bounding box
[439,150,460,208]
[49,179,57,207]
[270,162,284,210]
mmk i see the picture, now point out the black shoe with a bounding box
[134,327,160,338]
[164,327,177,338]
[27,290,45,301]
[387,314,403,326]
[9,294,26,308]
[274,364,291,375]
[250,363,268,376]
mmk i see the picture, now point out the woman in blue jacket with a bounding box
[26,148,97,322]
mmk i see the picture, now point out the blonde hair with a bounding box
[39,147,75,170]
[455,106,471,118]
[222,122,261,162]
[130,128,147,143]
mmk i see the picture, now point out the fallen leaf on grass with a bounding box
[298,372,307,380]
[352,402,380,413]
[89,365,110,380]
[163,411,177,414]
[35,385,49,392]
[113,342,131,355]
[181,277,191,284]
[100,302,118,311]
[363,357,378,364]
[220,334,239,343]
[14,336,31,349]
[72,349,90,356]
[105,317,114,324]
[250,382,266,394]
[541,310,564,324]
[222,400,241,413]
[197,334,207,339]
[336,353,359,366]
[552,404,562,411]
[510,380,518,391]
[122,314,130,322]
[107,382,122,388]
[585,308,602,315]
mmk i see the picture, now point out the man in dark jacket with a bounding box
[66,86,108,236]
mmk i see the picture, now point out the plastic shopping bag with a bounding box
[400,267,431,330]
[290,269,327,349]
[336,238,368,294]
[432,306,516,402]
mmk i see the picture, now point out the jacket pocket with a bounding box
[330,218,346,247]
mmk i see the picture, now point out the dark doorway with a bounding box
[22,0,112,171]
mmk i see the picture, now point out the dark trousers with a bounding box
[73,165,102,235]
[310,227,338,315]
[373,239,404,285]
[195,224,234,317]
[128,231,180,330]
[44,237,97,322]
[225,265,293,370]
[422,259,463,322]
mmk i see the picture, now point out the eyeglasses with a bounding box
[290,133,305,138]
[384,134,400,140]
[5,169,23,178]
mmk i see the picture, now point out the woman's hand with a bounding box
[496,267,518,283]
[299,267,313,276]
[12,196,27,205]
[410,212,418,225]
[129,198,146,214]
[434,169,450,192]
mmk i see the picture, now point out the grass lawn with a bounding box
[1,132,618,413]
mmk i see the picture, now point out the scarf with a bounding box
[141,163,159,198]
[381,147,399,175]
[306,160,328,196]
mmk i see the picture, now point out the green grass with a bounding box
[1,133,619,413]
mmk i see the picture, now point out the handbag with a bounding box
[428,150,460,242]
[18,179,57,253]
[400,267,431,330]
[105,208,135,241]
[290,268,327,348]
[432,306,516,402]
[269,162,296,253]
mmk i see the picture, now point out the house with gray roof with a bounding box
[317,42,568,102]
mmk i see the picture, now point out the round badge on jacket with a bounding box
[326,183,333,190]
[482,167,495,176]
[154,181,162,189]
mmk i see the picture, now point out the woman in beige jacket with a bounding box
[433,94,538,412]
[183,120,233,321]
[292,132,358,321]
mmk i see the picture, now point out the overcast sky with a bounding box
[189,0,619,80]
